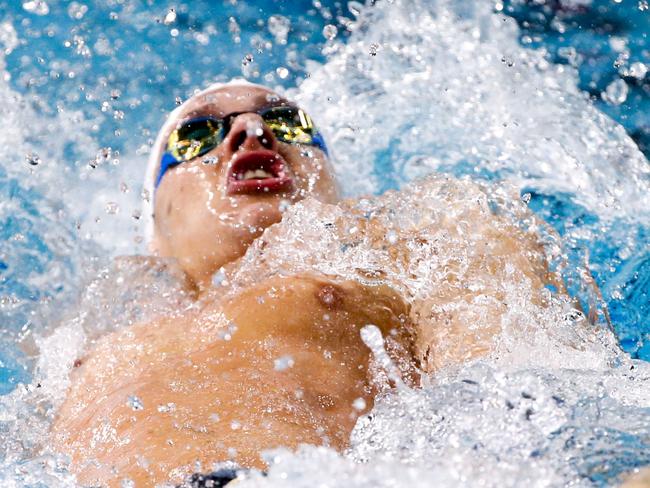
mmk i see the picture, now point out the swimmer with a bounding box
[51,82,566,487]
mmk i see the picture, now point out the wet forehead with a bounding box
[177,85,288,121]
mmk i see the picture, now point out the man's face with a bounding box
[152,84,339,286]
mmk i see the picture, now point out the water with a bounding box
[0,0,649,486]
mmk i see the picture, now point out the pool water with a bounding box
[0,0,649,486]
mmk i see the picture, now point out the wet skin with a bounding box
[52,275,412,487]
[151,84,339,288]
[51,84,567,487]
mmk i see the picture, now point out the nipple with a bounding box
[316,284,344,309]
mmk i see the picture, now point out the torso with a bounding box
[51,274,411,487]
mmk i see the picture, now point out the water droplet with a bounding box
[89,147,112,168]
[278,199,290,212]
[228,17,241,43]
[201,155,218,165]
[105,202,119,215]
[242,53,254,66]
[323,24,338,41]
[110,89,121,100]
[212,268,228,287]
[602,79,628,106]
[120,479,135,488]
[209,413,220,422]
[170,28,179,37]
[639,0,649,10]
[276,66,289,79]
[22,0,49,15]
[67,2,88,20]
[217,321,237,341]
[163,8,176,25]
[25,153,41,166]
[352,397,367,411]
[386,230,398,245]
[274,355,295,371]
[265,93,280,103]
[127,395,144,411]
[348,0,364,17]
[268,15,291,45]
[157,402,176,413]
[369,43,379,56]
[230,420,241,430]
[521,193,531,204]
[120,182,129,193]
[131,209,141,220]
[0,22,18,55]
[626,62,648,80]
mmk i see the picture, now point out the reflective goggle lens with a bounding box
[262,107,316,145]
[167,117,223,162]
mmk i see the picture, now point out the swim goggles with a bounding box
[155,105,328,188]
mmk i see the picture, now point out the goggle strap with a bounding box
[311,132,329,156]
[156,152,180,189]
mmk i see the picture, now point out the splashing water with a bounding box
[0,0,649,487]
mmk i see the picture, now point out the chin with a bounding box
[238,199,284,232]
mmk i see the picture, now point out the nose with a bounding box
[225,113,278,154]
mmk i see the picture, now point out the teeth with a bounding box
[240,168,274,180]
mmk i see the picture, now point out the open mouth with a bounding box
[227,150,294,195]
